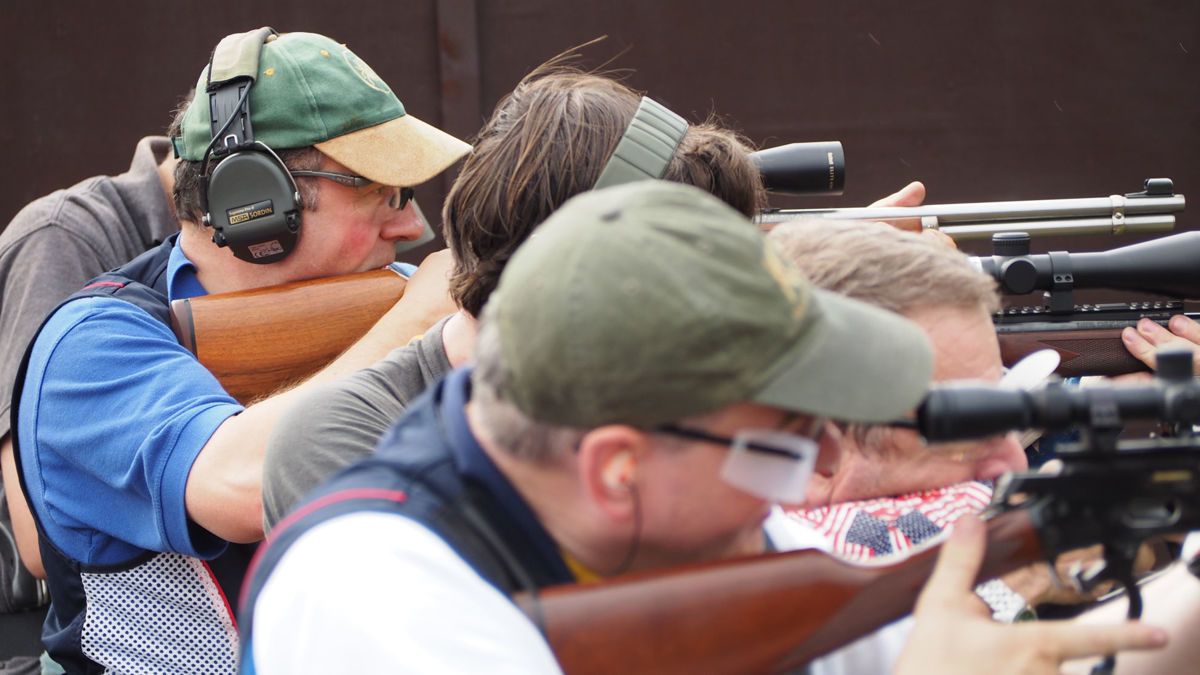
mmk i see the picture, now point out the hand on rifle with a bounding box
[391,248,458,339]
[1121,315,1200,375]
[868,181,956,249]
[896,515,1167,675]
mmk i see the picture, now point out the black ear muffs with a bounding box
[592,97,689,190]
[204,142,301,263]
[198,27,303,264]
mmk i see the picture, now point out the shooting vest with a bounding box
[10,234,255,674]
[238,370,575,671]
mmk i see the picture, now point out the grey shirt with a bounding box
[0,136,178,440]
[261,315,453,531]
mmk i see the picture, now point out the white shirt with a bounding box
[251,511,563,674]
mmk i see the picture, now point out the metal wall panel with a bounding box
[4,1,1197,259]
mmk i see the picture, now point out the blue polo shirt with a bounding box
[17,241,243,566]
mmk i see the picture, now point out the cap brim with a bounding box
[753,288,933,422]
[315,113,471,187]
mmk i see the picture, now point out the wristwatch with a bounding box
[975,578,1038,623]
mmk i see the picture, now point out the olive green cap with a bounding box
[487,180,934,428]
[175,30,470,186]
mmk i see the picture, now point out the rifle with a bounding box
[971,230,1200,377]
[511,352,1200,675]
[755,178,1184,241]
[169,268,406,403]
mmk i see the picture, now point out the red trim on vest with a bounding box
[200,559,238,630]
[82,281,126,290]
[239,488,408,611]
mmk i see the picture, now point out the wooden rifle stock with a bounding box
[998,327,1151,378]
[170,269,406,403]
[513,509,1043,675]
[996,310,1200,378]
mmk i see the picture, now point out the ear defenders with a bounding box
[199,27,303,265]
[602,451,637,490]
[592,97,689,190]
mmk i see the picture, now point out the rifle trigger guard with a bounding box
[1109,194,1127,235]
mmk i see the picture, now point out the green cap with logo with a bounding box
[174,29,470,186]
[487,180,933,428]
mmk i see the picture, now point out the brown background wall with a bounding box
[3,1,1197,260]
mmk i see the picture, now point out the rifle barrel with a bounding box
[756,190,1185,239]
[941,215,1175,240]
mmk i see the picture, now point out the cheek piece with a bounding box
[719,429,819,503]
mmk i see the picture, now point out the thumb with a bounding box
[916,514,986,613]
[869,181,926,208]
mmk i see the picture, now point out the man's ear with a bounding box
[798,422,846,509]
[577,426,645,521]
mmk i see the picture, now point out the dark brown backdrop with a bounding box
[3,1,1197,260]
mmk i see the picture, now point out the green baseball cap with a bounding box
[487,180,933,428]
[175,29,470,186]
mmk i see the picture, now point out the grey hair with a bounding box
[767,218,1000,314]
[470,301,588,464]
[769,218,1000,454]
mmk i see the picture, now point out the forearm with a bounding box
[185,383,321,543]
[311,250,455,383]
[187,251,455,541]
[308,292,451,387]
[1,434,44,578]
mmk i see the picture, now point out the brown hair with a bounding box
[443,61,766,316]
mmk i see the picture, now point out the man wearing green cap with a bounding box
[230,179,1153,673]
[9,28,468,673]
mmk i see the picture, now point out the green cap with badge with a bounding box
[486,180,934,428]
[174,30,470,187]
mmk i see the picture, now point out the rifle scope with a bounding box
[750,141,845,196]
[969,230,1200,298]
[910,350,1200,442]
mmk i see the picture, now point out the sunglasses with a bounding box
[290,170,415,210]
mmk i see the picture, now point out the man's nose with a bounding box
[379,198,427,242]
[974,432,1028,482]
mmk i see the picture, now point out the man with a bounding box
[260,62,769,530]
[240,181,1163,673]
[766,218,1071,673]
[769,218,1028,556]
[11,29,468,673]
[772,218,1191,674]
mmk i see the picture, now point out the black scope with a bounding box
[970,230,1200,298]
[750,141,845,196]
[912,350,1200,442]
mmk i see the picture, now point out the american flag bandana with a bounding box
[787,481,993,562]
